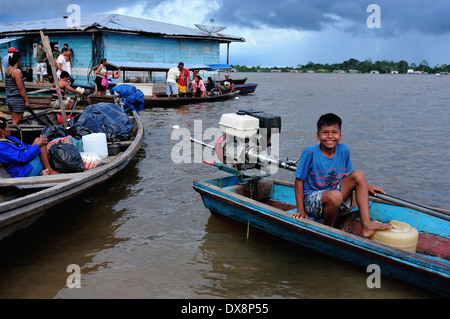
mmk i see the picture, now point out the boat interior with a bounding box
[201,175,450,262]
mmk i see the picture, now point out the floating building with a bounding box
[0,14,245,86]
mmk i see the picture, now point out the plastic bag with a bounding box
[41,125,68,141]
[74,103,133,141]
[110,84,144,114]
[80,152,102,169]
[49,143,84,173]
[101,74,108,87]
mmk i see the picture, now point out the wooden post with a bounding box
[40,30,69,127]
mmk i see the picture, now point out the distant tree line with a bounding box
[231,58,450,74]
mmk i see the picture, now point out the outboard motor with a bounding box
[215,110,282,171]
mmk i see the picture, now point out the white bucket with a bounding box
[82,133,108,159]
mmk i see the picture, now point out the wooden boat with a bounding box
[0,95,53,109]
[193,174,450,297]
[234,83,258,94]
[88,90,240,108]
[0,107,144,242]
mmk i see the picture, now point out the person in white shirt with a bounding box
[56,48,69,79]
[166,66,180,98]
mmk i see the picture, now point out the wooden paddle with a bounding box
[372,192,450,221]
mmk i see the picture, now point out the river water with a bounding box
[0,73,448,299]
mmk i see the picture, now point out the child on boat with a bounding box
[291,113,392,238]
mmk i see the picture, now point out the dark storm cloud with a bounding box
[0,0,448,36]
[209,0,450,36]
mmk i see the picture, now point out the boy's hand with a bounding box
[368,185,386,196]
[291,211,309,219]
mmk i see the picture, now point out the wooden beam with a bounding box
[39,31,69,127]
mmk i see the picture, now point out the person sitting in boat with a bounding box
[217,73,234,94]
[206,77,219,96]
[50,71,82,110]
[0,117,59,177]
[291,113,392,238]
[191,75,207,97]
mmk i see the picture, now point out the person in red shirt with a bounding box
[176,62,190,97]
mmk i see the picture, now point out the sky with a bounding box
[0,0,449,67]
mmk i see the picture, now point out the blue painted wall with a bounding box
[2,31,221,86]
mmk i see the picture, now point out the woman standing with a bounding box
[5,51,29,125]
[95,58,110,95]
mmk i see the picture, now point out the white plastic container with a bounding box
[370,220,419,253]
[82,133,108,159]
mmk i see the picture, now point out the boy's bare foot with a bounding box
[362,221,392,238]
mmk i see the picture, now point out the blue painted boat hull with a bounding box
[235,83,258,94]
[193,175,450,297]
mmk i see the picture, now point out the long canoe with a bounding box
[193,175,450,297]
[88,91,240,108]
[0,107,144,242]
[0,95,54,109]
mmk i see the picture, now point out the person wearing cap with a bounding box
[52,44,60,64]
[5,51,29,125]
[2,47,19,105]
[0,117,59,177]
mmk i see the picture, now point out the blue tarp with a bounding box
[110,84,144,114]
[206,64,231,71]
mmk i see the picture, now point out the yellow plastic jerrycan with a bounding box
[370,220,419,253]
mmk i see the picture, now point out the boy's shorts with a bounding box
[303,180,352,220]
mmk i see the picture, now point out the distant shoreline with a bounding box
[230,58,449,74]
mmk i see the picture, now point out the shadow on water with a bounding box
[0,148,146,298]
[193,213,440,299]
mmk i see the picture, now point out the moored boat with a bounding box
[0,105,144,242]
[89,90,240,108]
[234,83,258,94]
[190,109,449,297]
[193,174,450,297]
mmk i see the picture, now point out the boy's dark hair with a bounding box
[60,71,70,79]
[61,48,68,53]
[317,113,342,131]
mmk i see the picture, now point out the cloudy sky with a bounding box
[0,0,449,67]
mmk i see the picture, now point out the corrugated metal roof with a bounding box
[0,14,245,43]
[0,36,23,45]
